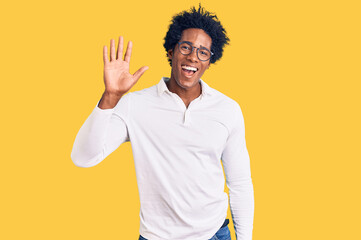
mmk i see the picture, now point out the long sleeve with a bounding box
[71,93,131,168]
[221,103,254,240]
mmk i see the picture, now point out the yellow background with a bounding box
[1,0,360,239]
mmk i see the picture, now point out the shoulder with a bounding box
[113,85,157,119]
[208,87,242,113]
[131,85,157,95]
[115,83,161,115]
[128,84,158,99]
[207,87,246,132]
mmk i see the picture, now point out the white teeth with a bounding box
[182,65,197,72]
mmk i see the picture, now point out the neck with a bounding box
[166,77,202,103]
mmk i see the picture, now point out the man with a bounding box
[71,5,254,240]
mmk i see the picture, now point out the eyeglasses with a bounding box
[177,41,214,61]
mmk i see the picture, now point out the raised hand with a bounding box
[103,36,148,96]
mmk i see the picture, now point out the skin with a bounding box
[98,36,149,109]
[167,28,212,108]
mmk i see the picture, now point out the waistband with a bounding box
[139,219,230,240]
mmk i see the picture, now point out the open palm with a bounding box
[103,36,148,96]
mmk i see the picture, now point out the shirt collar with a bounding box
[157,77,214,97]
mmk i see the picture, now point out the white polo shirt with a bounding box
[71,77,254,240]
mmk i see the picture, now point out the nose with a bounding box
[186,48,199,62]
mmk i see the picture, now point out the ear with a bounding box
[167,49,173,60]
[206,62,211,69]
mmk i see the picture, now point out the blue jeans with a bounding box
[138,219,231,240]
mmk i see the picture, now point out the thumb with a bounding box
[133,66,149,81]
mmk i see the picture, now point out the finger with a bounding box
[116,36,123,60]
[133,66,149,81]
[124,41,132,63]
[110,39,116,61]
[103,46,109,64]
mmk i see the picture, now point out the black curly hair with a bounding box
[163,4,230,66]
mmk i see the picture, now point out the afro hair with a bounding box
[163,4,230,66]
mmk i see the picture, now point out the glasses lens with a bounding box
[179,42,192,55]
[197,48,211,61]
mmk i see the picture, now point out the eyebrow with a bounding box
[183,41,211,52]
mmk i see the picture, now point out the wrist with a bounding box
[103,89,126,98]
[98,91,124,109]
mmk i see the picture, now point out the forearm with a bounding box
[71,94,129,167]
[71,105,115,167]
[229,177,254,240]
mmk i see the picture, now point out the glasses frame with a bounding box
[177,41,214,62]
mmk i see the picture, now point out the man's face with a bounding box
[168,28,212,89]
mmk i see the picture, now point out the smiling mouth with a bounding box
[181,65,198,76]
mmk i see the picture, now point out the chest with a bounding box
[130,102,230,155]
